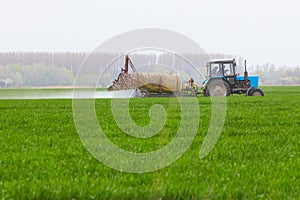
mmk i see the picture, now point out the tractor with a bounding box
[202,59,264,96]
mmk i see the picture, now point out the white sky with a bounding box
[0,0,299,67]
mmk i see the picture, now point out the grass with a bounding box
[0,86,299,199]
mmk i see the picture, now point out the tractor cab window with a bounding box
[223,63,234,76]
[210,63,222,77]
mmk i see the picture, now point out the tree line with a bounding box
[248,64,300,86]
[1,52,298,87]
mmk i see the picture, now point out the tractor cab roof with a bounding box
[207,58,235,64]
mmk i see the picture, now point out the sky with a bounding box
[0,0,300,67]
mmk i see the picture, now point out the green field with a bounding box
[0,86,299,199]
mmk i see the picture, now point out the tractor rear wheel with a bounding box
[247,88,264,96]
[207,79,230,96]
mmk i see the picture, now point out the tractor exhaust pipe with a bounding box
[244,60,249,84]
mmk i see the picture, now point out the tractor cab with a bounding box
[205,59,239,88]
[207,59,237,86]
[207,59,236,78]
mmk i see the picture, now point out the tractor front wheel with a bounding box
[247,88,264,96]
[207,79,230,96]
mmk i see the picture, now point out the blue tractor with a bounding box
[202,59,264,96]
